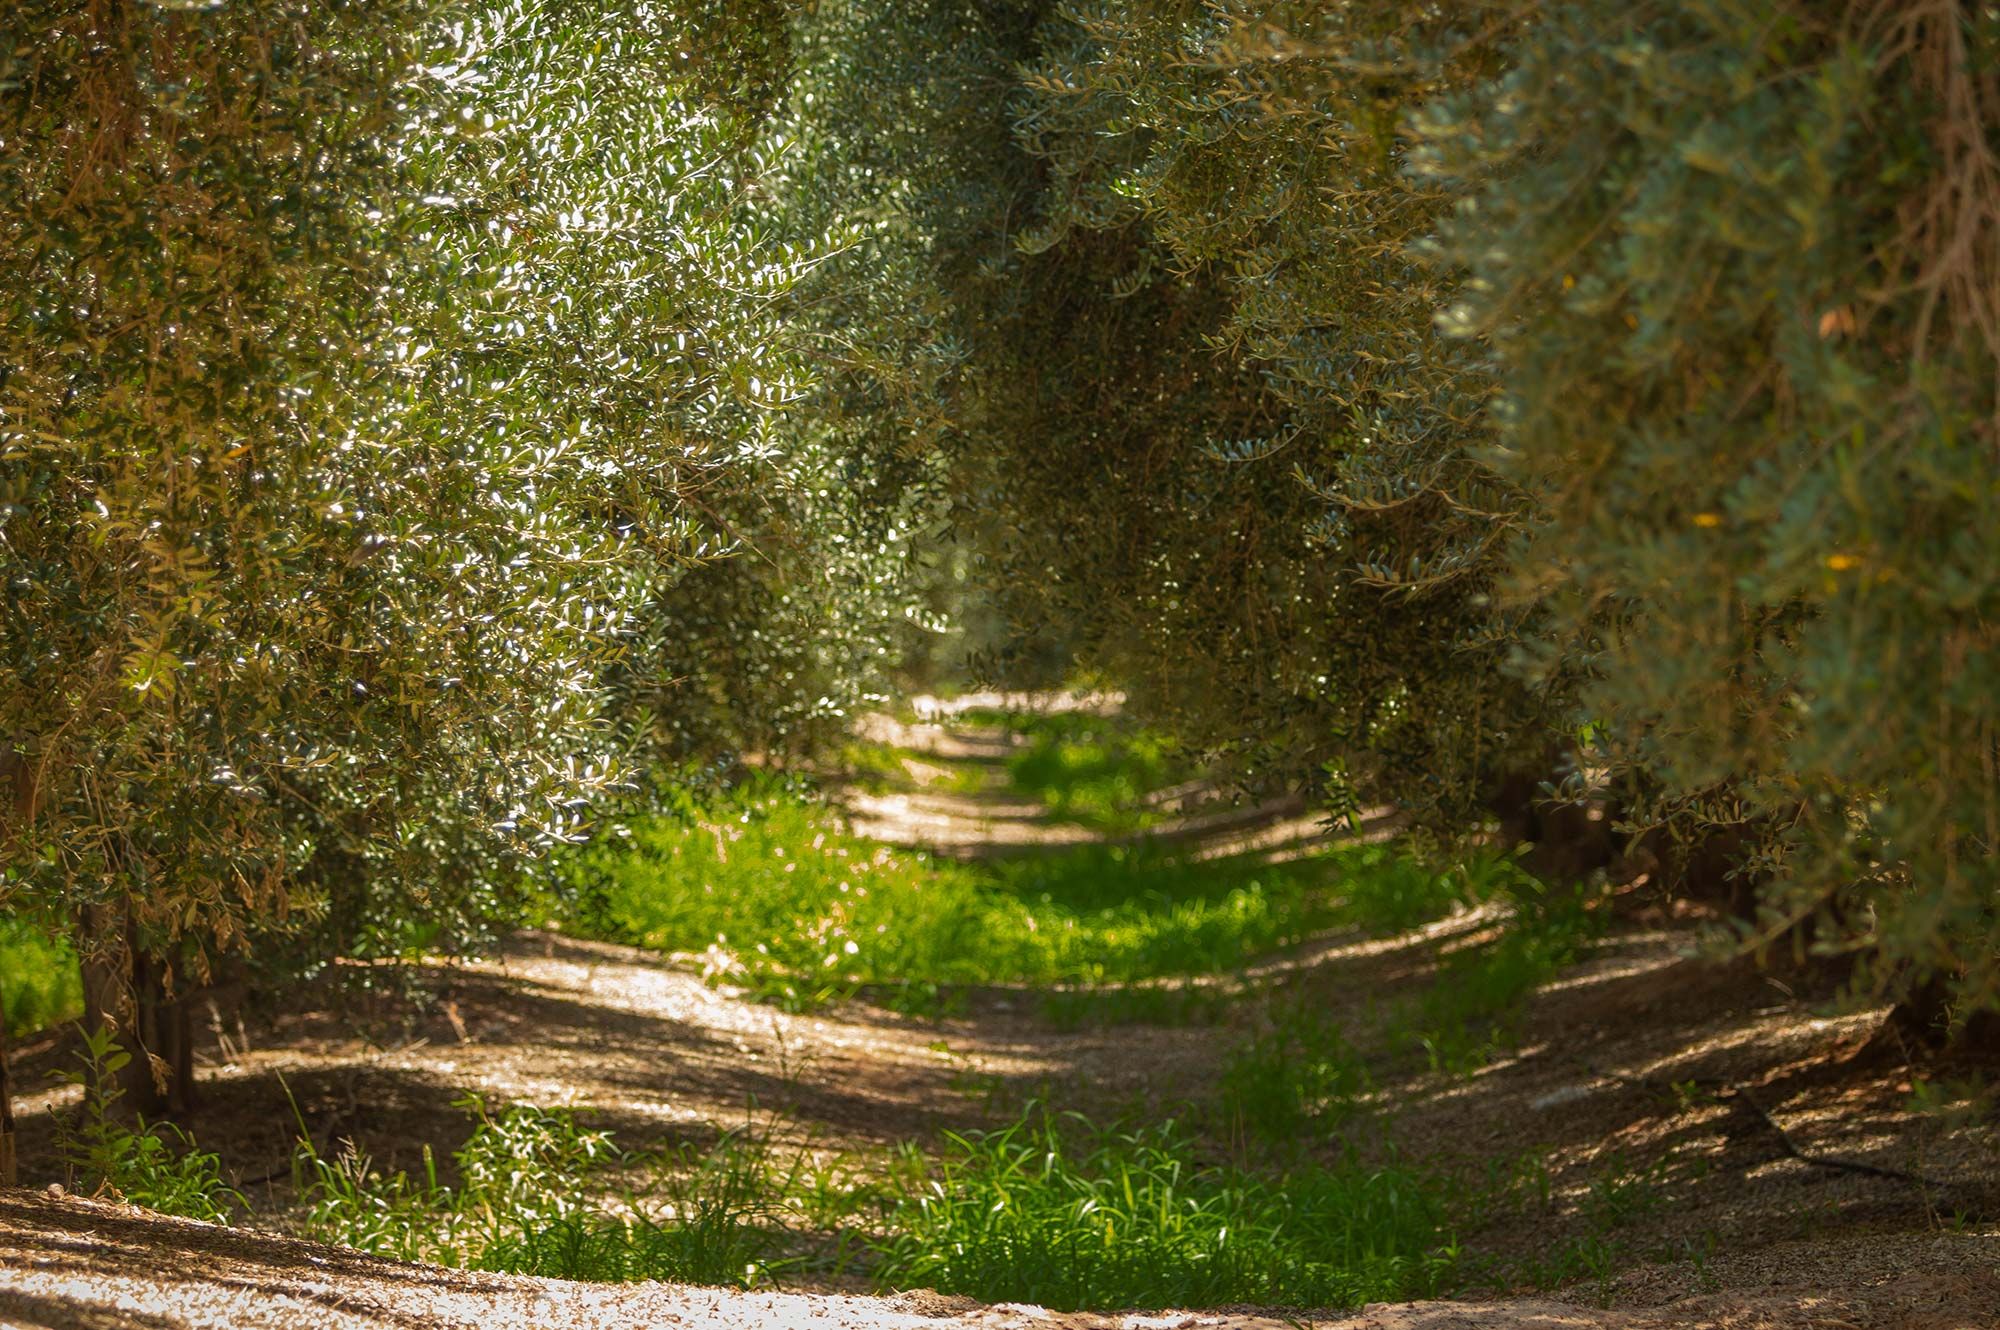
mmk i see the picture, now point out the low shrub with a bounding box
[54,1028,241,1223]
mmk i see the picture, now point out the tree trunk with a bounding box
[1482,758,1621,884]
[1,974,15,1187]
[1888,973,2000,1055]
[76,905,197,1117]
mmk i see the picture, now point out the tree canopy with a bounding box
[2,0,1995,1101]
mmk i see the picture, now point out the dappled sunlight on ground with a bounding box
[5,694,1997,1329]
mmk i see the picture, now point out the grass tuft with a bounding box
[1220,1005,1373,1144]
[876,1106,1457,1311]
[294,1096,786,1287]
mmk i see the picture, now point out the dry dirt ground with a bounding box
[3,700,1997,1329]
[2,1189,1994,1330]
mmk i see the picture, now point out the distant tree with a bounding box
[788,0,1565,825]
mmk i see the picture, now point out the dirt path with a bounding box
[6,1188,1996,1330]
[3,701,1997,1328]
[3,1186,1995,1330]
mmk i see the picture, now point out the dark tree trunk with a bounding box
[1482,759,1620,884]
[1,975,15,1186]
[76,905,197,1117]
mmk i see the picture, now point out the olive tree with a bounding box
[0,0,832,1107]
[1424,0,2000,1029]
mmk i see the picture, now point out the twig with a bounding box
[1726,1082,1954,1192]
[1587,1059,1975,1207]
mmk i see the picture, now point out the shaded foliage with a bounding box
[791,0,1999,1020]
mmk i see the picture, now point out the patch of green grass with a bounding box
[294,1094,789,1287]
[1332,845,1529,936]
[558,781,1371,1009]
[1402,878,1604,1071]
[294,1095,606,1266]
[875,1107,1458,1311]
[479,1129,794,1285]
[837,741,985,795]
[952,709,1189,833]
[1007,732,1179,834]
[1,912,82,1038]
[282,1091,1470,1310]
[1220,1005,1373,1144]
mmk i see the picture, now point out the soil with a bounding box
[3,697,1997,1329]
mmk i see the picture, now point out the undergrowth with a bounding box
[1,912,82,1038]
[54,1028,242,1223]
[1221,1004,1373,1144]
[1405,879,1605,1071]
[291,1092,1461,1311]
[293,1094,791,1286]
[557,779,1396,1011]
[877,1107,1458,1311]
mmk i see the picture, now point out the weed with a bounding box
[294,1095,613,1267]
[1664,1079,1723,1114]
[1662,1230,1721,1294]
[1499,1232,1618,1300]
[1469,1149,1671,1299]
[53,1027,241,1223]
[1332,847,1485,934]
[1401,878,1603,1071]
[293,1137,456,1263]
[1906,1075,1993,1131]
[1220,1007,1372,1144]
[875,1106,1457,1311]
[1581,1152,1668,1230]
[483,1127,792,1286]
[294,1095,800,1288]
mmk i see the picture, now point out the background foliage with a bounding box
[788,0,2000,1024]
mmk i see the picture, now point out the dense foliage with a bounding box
[0,0,912,1097]
[3,0,1995,1092]
[1424,0,2000,1016]
[787,0,1999,1025]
